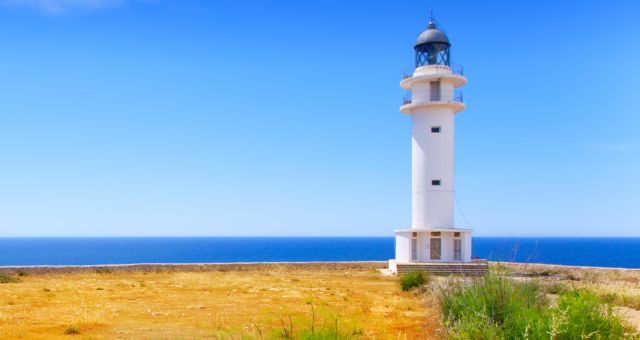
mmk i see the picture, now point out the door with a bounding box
[430,238,441,260]
[454,239,462,261]
[430,81,441,101]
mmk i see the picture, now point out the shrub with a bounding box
[64,325,81,335]
[440,275,637,339]
[553,289,628,339]
[0,272,19,284]
[441,275,546,338]
[399,271,429,291]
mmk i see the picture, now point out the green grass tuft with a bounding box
[0,272,19,284]
[439,275,638,339]
[64,325,81,335]
[399,271,430,292]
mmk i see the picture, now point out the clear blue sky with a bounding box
[0,0,638,237]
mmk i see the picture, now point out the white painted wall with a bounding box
[395,231,411,262]
[410,67,457,229]
[411,107,454,229]
[463,233,472,262]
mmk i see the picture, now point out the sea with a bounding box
[0,237,639,268]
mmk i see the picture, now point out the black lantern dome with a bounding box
[414,21,451,67]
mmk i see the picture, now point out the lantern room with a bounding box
[414,21,451,67]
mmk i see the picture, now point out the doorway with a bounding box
[430,238,441,260]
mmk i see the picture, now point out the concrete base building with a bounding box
[389,19,475,274]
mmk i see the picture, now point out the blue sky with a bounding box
[0,0,638,237]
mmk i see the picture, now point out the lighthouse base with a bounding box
[391,227,473,273]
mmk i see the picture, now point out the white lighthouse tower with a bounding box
[390,19,473,273]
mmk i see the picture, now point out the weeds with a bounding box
[268,305,360,339]
[64,325,81,335]
[399,271,430,292]
[543,282,568,295]
[599,291,640,310]
[439,274,638,339]
[0,272,19,284]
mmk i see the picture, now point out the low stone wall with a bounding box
[0,261,388,276]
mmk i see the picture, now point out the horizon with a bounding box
[2,235,640,239]
[0,0,639,237]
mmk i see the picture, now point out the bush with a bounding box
[440,275,637,339]
[64,325,81,335]
[399,271,429,291]
[0,272,19,284]
[553,290,629,339]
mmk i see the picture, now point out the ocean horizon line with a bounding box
[1,235,640,239]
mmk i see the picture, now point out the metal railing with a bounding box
[402,63,464,79]
[402,90,464,105]
[450,63,464,76]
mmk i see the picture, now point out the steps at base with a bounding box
[396,263,489,276]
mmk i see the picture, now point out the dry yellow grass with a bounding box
[0,267,439,339]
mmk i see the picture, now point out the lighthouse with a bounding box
[390,19,473,273]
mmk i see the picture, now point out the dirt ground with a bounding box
[0,266,439,339]
[2,262,640,339]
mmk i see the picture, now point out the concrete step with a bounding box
[396,263,489,276]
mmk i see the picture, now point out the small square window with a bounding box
[412,232,418,238]
[431,126,441,133]
[432,180,441,186]
[454,232,461,237]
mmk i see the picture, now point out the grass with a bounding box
[63,325,81,335]
[0,272,19,284]
[2,263,639,338]
[95,267,113,274]
[0,268,436,339]
[399,271,430,291]
[439,274,639,339]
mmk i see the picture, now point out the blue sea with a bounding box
[0,237,639,268]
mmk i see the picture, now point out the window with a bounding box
[454,232,461,237]
[432,180,441,186]
[411,238,418,261]
[430,232,441,236]
[454,239,462,261]
[431,126,441,133]
[412,232,418,238]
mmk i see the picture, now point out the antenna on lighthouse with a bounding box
[428,10,438,28]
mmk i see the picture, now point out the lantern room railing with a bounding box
[402,90,464,105]
[402,63,464,79]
